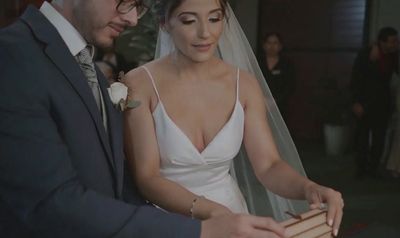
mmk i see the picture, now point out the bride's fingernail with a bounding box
[328,219,333,226]
[334,229,339,236]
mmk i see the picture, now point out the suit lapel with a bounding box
[20,6,117,174]
[97,70,124,196]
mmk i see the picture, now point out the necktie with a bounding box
[75,46,107,130]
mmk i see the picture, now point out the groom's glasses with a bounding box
[116,0,149,19]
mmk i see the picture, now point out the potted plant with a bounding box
[312,77,353,156]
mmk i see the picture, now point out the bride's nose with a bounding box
[197,21,211,39]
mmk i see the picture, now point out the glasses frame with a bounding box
[116,0,149,19]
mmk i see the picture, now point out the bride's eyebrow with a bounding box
[177,12,196,17]
[177,8,223,17]
[209,8,223,14]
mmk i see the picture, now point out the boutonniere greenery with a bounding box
[107,71,141,111]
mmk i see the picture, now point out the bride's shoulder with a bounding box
[219,61,256,82]
[216,61,259,91]
[124,57,168,90]
[222,64,259,90]
[230,67,264,101]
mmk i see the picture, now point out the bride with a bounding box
[124,0,343,236]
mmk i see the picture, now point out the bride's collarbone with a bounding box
[158,72,237,94]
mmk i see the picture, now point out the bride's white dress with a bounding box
[142,66,248,213]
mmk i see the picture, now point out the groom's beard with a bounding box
[71,1,111,48]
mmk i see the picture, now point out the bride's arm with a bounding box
[240,70,343,234]
[123,67,231,220]
[239,70,308,198]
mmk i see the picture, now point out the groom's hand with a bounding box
[200,213,288,238]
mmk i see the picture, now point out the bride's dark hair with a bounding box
[156,0,228,24]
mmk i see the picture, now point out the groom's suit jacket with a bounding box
[0,6,199,238]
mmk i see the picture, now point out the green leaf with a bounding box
[126,100,141,109]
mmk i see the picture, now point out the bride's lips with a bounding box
[192,43,213,52]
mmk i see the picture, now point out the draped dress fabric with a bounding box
[142,66,248,213]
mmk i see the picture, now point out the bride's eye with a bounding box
[182,20,195,25]
[179,16,196,25]
[209,17,222,23]
[209,12,223,23]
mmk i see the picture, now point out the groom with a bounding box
[0,0,287,237]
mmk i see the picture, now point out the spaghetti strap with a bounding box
[141,66,161,101]
[236,67,240,99]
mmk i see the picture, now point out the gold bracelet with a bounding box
[189,195,205,219]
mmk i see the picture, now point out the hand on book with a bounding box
[303,182,344,237]
[281,209,333,238]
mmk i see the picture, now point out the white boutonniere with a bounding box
[108,71,141,111]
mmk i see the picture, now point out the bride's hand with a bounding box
[191,197,232,220]
[304,182,344,237]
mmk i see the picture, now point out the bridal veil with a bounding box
[154,4,308,221]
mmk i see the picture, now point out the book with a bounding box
[293,224,332,238]
[317,231,334,238]
[280,209,333,238]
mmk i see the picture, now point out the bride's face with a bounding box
[165,0,224,63]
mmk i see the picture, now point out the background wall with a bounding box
[256,0,367,140]
[369,0,400,42]
[0,0,44,27]
[232,0,259,50]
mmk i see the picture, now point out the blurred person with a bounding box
[260,32,295,121]
[351,26,399,178]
